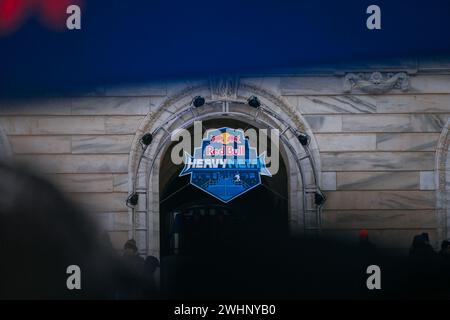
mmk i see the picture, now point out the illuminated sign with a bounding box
[179,127,271,202]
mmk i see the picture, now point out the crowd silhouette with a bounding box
[1,161,450,299]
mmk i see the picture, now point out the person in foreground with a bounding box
[0,161,449,299]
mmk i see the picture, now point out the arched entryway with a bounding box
[127,81,324,257]
[158,117,289,257]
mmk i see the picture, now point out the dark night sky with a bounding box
[0,0,450,95]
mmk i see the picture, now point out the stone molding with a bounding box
[436,116,450,243]
[209,75,240,100]
[343,72,410,94]
[127,79,322,256]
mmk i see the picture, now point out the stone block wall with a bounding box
[0,96,163,248]
[278,75,450,252]
[0,73,449,253]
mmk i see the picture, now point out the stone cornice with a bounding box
[343,72,410,94]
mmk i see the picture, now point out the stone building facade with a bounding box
[2,60,450,256]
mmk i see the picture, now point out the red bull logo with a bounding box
[180,127,271,203]
[205,145,245,157]
[210,132,241,144]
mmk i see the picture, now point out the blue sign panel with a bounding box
[179,128,271,203]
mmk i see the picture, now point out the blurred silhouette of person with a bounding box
[358,229,377,251]
[438,240,450,292]
[409,233,436,261]
[122,239,146,278]
[406,233,442,297]
[0,162,123,299]
[145,255,161,291]
[0,161,156,299]
[99,231,116,257]
[357,229,378,266]
[145,255,160,275]
[3,159,450,299]
[160,223,450,299]
[117,239,152,299]
[439,240,450,258]
[439,240,450,270]
[123,239,139,256]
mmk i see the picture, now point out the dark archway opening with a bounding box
[159,119,288,259]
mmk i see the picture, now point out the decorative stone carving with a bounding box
[209,75,239,99]
[343,72,410,94]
